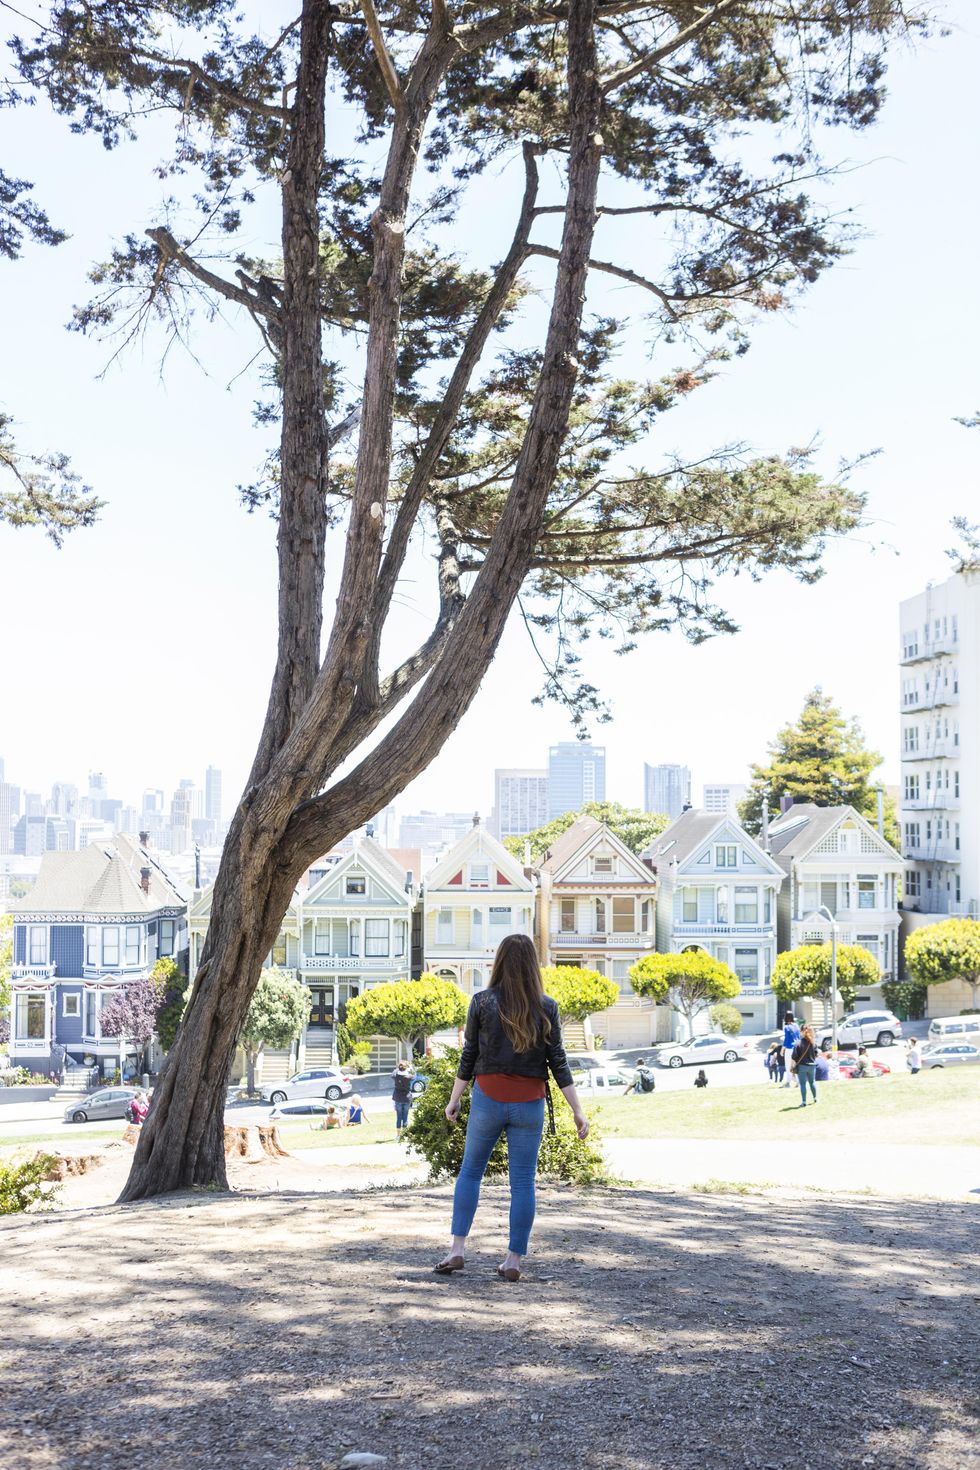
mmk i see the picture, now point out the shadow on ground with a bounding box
[1,1183,978,1470]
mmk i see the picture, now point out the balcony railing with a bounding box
[550,931,653,947]
[11,964,56,985]
[300,953,406,971]
[904,844,959,864]
[900,635,957,665]
[82,964,149,983]
[902,742,955,762]
[902,793,957,811]
[673,922,774,937]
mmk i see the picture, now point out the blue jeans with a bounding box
[394,1099,410,1129]
[797,1062,817,1103]
[450,1084,545,1256]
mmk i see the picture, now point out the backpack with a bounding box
[125,1099,138,1123]
[636,1066,655,1093]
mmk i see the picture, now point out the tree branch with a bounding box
[360,0,404,109]
[528,242,679,319]
[146,227,282,335]
[600,0,744,96]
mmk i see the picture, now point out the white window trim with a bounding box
[62,993,81,1018]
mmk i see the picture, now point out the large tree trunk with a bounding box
[121,0,603,1201]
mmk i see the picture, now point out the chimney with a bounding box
[523,839,532,867]
[682,801,692,812]
[365,821,375,839]
[876,786,885,837]
[194,843,202,890]
[779,796,794,814]
[139,866,152,895]
[139,830,149,848]
[473,811,480,827]
[404,869,414,895]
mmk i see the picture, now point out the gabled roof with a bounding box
[767,803,901,866]
[540,815,655,885]
[643,808,784,877]
[425,823,532,892]
[303,837,412,907]
[9,836,186,917]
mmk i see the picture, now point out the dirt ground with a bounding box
[2,1158,979,1470]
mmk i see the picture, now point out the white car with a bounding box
[920,1042,980,1069]
[657,1033,750,1068]
[570,1066,634,1095]
[259,1067,352,1104]
[818,1010,902,1050]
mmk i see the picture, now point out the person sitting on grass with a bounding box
[854,1046,876,1079]
[310,1105,342,1131]
[346,1094,368,1125]
[623,1058,656,1096]
[694,1069,709,1089]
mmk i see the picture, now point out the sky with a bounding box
[1,2,979,823]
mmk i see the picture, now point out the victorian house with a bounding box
[188,835,421,1079]
[536,815,662,1048]
[645,810,784,1035]
[8,835,187,1077]
[767,803,902,1009]
[422,820,535,995]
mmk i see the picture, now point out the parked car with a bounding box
[920,1043,980,1070]
[927,1015,980,1043]
[269,1100,338,1122]
[570,1066,634,1094]
[657,1034,751,1068]
[258,1068,352,1104]
[64,1087,141,1124]
[566,1054,605,1072]
[818,1010,903,1050]
[836,1055,891,1079]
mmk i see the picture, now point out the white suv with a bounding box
[259,1068,352,1104]
[818,1010,902,1050]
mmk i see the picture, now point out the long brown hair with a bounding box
[488,934,552,1054]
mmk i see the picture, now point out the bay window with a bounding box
[159,920,176,956]
[437,908,454,944]
[102,927,120,966]
[15,992,46,1040]
[28,926,47,965]
[125,925,141,965]
[734,888,758,924]
[734,949,758,986]
[560,899,576,933]
[489,906,511,938]
[682,888,698,922]
[594,898,606,932]
[84,989,98,1037]
[612,897,634,933]
[857,877,876,911]
[86,927,99,967]
[365,919,389,957]
[314,918,330,956]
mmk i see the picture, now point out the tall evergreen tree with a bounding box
[6,1,931,1198]
[739,688,897,844]
[503,801,669,862]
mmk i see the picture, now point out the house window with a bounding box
[682,887,698,922]
[904,774,919,802]
[952,614,958,642]
[594,898,606,932]
[102,927,120,966]
[857,877,876,911]
[125,925,141,965]
[350,919,361,956]
[611,959,632,994]
[612,897,635,933]
[345,874,366,896]
[716,845,738,868]
[272,935,288,967]
[29,926,47,965]
[902,632,918,659]
[857,934,879,964]
[365,919,389,957]
[314,919,331,956]
[716,889,729,923]
[905,870,920,898]
[734,950,758,986]
[593,855,613,875]
[955,771,960,798]
[734,887,758,923]
[159,920,175,957]
[953,667,959,694]
[84,989,98,1036]
[472,908,484,946]
[905,822,920,849]
[63,993,81,1018]
[641,899,652,933]
[903,725,919,753]
[394,920,407,957]
[437,908,454,944]
[489,906,511,936]
[902,679,917,707]
[764,888,772,923]
[85,927,99,967]
[470,863,490,889]
[14,992,46,1040]
[560,899,577,933]
[956,823,961,852]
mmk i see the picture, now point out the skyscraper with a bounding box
[547,743,606,820]
[702,782,747,818]
[0,781,19,855]
[643,763,691,820]
[205,766,223,827]
[491,768,550,840]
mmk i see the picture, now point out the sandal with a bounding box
[496,1265,522,1282]
[433,1255,465,1275]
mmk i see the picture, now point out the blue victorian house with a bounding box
[8,834,187,1077]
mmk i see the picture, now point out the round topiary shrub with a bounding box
[403,1048,607,1185]
[709,1003,743,1036]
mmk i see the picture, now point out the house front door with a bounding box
[309,986,335,1027]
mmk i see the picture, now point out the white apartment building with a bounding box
[768,805,903,998]
[899,570,979,917]
[702,783,747,818]
[490,768,549,841]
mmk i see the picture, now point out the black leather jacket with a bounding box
[457,988,574,1089]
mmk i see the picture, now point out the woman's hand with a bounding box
[573,1111,590,1140]
[445,1098,462,1123]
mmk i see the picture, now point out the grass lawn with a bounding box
[276,1116,403,1152]
[588,1068,980,1147]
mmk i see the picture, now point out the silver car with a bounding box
[64,1087,140,1124]
[259,1067,352,1104]
[818,1010,902,1050]
[658,1033,750,1068]
[920,1043,980,1069]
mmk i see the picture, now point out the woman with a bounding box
[792,1024,819,1106]
[434,934,589,1282]
[391,1059,415,1136]
[346,1094,368,1125]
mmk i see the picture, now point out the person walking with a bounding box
[792,1024,819,1106]
[434,933,589,1282]
[906,1038,922,1076]
[781,1012,801,1087]
[765,1042,781,1083]
[392,1059,415,1136]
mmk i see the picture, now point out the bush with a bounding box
[0,1068,51,1087]
[881,979,928,1021]
[348,1049,373,1075]
[335,1021,354,1065]
[0,1155,60,1215]
[404,1049,607,1185]
[709,1004,743,1036]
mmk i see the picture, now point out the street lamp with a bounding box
[813,904,838,1055]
